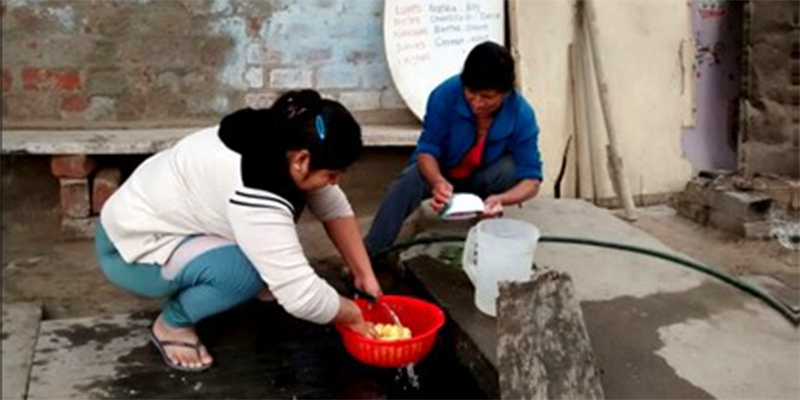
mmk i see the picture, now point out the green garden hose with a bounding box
[375,235,800,326]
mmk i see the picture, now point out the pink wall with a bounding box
[681,0,742,172]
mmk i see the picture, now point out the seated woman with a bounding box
[365,41,544,256]
[95,90,381,372]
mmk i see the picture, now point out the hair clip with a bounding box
[315,115,326,141]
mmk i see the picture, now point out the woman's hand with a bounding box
[431,180,454,213]
[355,272,383,299]
[482,195,504,218]
[335,297,375,338]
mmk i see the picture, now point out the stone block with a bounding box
[317,65,360,89]
[339,91,381,111]
[676,178,712,206]
[497,270,604,400]
[294,46,333,65]
[39,37,94,68]
[709,190,772,222]
[743,220,771,239]
[343,0,383,16]
[244,93,277,109]
[92,167,122,214]
[87,68,127,95]
[360,62,390,89]
[3,93,60,120]
[60,96,116,121]
[51,155,97,178]
[60,178,91,218]
[673,198,709,224]
[61,216,96,239]
[244,66,264,89]
[269,68,313,89]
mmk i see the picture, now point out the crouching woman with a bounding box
[95,90,381,371]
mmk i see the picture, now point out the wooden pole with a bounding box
[569,42,595,201]
[582,0,637,220]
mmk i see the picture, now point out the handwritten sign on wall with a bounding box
[384,0,505,120]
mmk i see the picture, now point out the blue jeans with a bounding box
[364,155,519,256]
[94,223,264,328]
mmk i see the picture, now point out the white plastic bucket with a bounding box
[462,218,540,316]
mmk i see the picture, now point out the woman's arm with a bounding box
[324,217,382,297]
[418,154,453,212]
[491,179,540,205]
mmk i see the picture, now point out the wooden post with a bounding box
[582,0,638,220]
[570,42,596,201]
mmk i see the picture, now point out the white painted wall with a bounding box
[511,0,694,200]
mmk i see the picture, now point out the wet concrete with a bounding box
[579,283,730,399]
[27,299,486,399]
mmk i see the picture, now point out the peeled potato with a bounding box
[370,323,412,341]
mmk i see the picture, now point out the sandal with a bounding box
[148,328,212,372]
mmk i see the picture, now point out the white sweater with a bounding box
[101,126,354,324]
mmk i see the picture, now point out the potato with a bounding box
[371,323,412,341]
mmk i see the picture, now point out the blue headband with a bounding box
[315,115,326,142]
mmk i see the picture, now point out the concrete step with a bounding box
[1,125,420,155]
[2,301,44,400]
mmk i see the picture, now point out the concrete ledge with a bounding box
[2,302,43,400]
[1,124,420,155]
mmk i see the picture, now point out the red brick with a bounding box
[92,167,122,214]
[60,178,91,218]
[51,155,97,178]
[22,67,81,92]
[1,69,10,93]
[60,96,90,113]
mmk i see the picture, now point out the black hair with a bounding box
[461,41,516,93]
[271,89,363,171]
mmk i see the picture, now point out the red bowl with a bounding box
[336,295,445,368]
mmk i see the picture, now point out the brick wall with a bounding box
[1,0,410,128]
[740,0,800,178]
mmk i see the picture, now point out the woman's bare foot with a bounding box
[152,313,213,369]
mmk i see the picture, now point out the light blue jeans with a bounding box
[364,155,519,256]
[94,223,264,328]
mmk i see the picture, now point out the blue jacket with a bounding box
[411,75,544,181]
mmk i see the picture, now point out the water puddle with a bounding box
[393,363,421,392]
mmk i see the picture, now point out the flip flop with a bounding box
[148,328,212,372]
